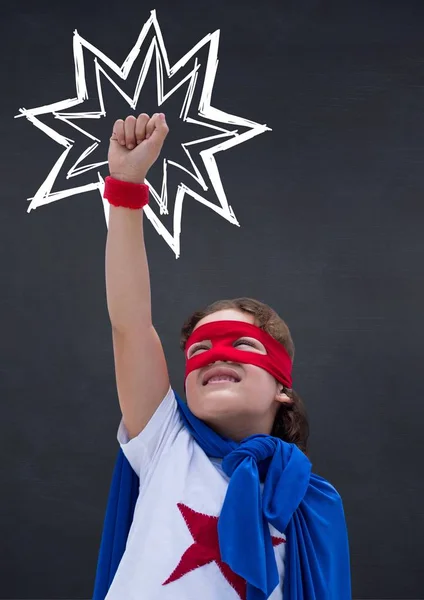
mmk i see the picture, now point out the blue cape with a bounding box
[92,391,351,599]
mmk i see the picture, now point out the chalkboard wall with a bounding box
[3,0,424,598]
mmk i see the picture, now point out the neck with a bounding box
[204,412,275,443]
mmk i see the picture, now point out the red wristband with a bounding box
[104,176,149,209]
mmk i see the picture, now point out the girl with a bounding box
[93,113,351,600]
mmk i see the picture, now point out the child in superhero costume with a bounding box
[93,113,351,600]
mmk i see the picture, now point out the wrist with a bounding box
[109,172,147,184]
[104,176,149,209]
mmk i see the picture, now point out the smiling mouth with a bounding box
[204,376,240,385]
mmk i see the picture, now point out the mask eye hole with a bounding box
[187,336,267,358]
[187,340,211,358]
[233,337,267,354]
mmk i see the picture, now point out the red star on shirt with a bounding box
[163,503,285,600]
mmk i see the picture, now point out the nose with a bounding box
[212,360,238,366]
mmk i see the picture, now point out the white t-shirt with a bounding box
[105,387,286,600]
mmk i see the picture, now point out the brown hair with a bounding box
[180,297,310,454]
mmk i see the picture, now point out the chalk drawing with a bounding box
[15,10,271,258]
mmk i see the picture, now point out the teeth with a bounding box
[207,376,238,384]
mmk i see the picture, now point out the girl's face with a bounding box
[184,308,291,441]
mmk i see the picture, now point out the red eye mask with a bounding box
[184,320,293,388]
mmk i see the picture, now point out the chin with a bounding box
[187,386,255,420]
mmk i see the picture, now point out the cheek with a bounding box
[243,364,267,381]
[184,370,201,399]
[243,365,277,394]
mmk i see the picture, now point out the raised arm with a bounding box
[105,113,170,440]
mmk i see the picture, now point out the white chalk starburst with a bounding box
[15,10,271,258]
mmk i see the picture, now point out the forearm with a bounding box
[105,205,152,331]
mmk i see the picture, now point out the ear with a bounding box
[275,386,294,406]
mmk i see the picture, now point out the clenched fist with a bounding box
[108,113,169,184]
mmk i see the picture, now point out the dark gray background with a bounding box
[2,0,423,598]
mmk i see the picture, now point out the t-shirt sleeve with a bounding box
[116,386,183,478]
